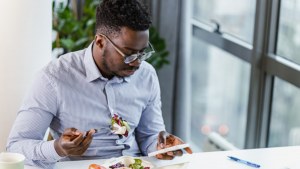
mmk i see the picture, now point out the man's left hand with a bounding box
[155,131,193,160]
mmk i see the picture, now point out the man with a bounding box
[7,0,192,168]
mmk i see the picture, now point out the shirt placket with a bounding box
[104,82,116,117]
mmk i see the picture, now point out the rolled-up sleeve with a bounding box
[6,70,62,168]
[135,72,166,156]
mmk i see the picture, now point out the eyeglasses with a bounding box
[99,33,155,64]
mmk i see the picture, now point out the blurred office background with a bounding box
[1,0,300,153]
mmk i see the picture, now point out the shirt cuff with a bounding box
[41,140,63,162]
[147,138,158,155]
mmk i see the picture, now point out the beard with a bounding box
[101,49,116,76]
[101,49,140,78]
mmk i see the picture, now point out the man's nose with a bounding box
[128,57,141,67]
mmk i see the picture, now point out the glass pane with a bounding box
[189,36,251,151]
[277,0,300,64]
[192,0,256,44]
[268,77,300,147]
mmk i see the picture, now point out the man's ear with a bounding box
[94,34,105,49]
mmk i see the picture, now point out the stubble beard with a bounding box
[102,49,121,77]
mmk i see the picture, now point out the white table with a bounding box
[25,146,300,169]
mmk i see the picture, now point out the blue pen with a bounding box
[228,156,260,168]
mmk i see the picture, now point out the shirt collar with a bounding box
[123,76,131,82]
[84,41,102,82]
[84,41,131,83]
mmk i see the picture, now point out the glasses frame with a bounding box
[98,33,155,64]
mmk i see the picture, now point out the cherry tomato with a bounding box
[88,164,106,169]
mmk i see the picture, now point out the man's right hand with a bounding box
[54,128,95,157]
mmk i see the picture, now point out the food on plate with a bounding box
[109,162,125,168]
[128,159,150,169]
[111,114,131,137]
[108,159,150,169]
[89,164,107,169]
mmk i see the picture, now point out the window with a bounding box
[277,0,300,64]
[193,0,256,43]
[190,37,250,150]
[186,0,300,150]
[268,78,300,147]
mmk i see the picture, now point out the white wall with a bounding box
[0,0,52,152]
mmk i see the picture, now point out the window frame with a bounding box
[188,0,300,149]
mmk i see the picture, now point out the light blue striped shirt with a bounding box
[7,42,165,168]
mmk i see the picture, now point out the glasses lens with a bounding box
[139,54,148,61]
[124,52,154,63]
[124,55,137,63]
[140,52,153,61]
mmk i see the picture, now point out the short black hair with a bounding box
[95,0,152,37]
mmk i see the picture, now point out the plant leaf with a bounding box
[60,38,74,49]
[73,37,89,48]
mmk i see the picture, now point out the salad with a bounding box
[88,159,151,169]
[109,159,150,169]
[111,114,131,137]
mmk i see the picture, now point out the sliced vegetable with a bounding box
[109,162,125,168]
[89,164,106,169]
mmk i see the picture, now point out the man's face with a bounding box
[94,27,149,79]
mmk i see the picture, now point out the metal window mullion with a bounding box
[265,54,300,88]
[258,74,274,148]
[173,0,192,143]
[192,20,252,63]
[258,0,281,148]
[245,0,280,149]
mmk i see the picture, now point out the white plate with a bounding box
[148,144,190,157]
[157,162,189,169]
[102,156,157,169]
